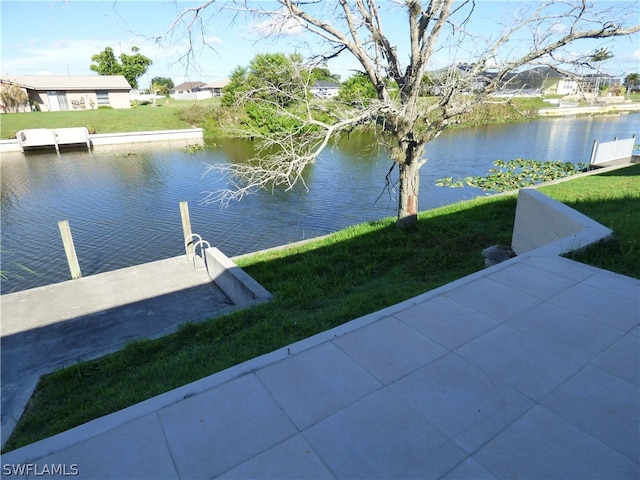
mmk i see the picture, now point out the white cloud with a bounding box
[2,35,190,79]
[618,48,640,63]
[3,38,110,75]
[206,35,223,45]
[252,10,304,37]
[547,23,568,35]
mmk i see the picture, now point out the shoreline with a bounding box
[0,128,204,154]
[538,102,640,117]
[1,103,638,154]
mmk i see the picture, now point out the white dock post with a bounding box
[180,201,194,256]
[58,220,82,279]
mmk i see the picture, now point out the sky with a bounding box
[1,0,638,89]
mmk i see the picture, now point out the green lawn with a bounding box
[0,100,219,139]
[4,163,639,452]
[541,164,640,277]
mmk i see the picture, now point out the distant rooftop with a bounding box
[204,78,230,89]
[0,75,132,90]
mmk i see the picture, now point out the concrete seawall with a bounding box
[538,102,640,117]
[0,128,204,154]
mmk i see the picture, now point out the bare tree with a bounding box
[181,0,639,229]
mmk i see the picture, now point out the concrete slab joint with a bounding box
[511,188,613,257]
[204,247,273,307]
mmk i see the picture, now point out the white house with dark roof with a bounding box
[311,80,341,98]
[503,67,578,96]
[0,75,132,113]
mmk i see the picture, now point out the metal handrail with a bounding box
[192,239,211,274]
[184,233,202,261]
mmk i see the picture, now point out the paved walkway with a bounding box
[1,252,638,479]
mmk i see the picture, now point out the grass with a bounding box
[540,163,640,277]
[0,99,220,139]
[4,163,639,452]
[2,93,639,450]
[452,97,548,126]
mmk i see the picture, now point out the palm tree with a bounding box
[624,73,640,84]
[624,73,640,94]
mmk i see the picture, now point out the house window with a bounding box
[96,90,110,105]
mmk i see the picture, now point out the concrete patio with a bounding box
[2,251,638,479]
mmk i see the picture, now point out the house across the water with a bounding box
[203,78,231,97]
[169,79,230,100]
[311,80,341,98]
[0,75,132,113]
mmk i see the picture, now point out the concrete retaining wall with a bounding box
[538,103,640,117]
[90,129,203,149]
[511,188,613,256]
[205,247,273,307]
[0,128,203,154]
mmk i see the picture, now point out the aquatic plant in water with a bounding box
[436,159,589,192]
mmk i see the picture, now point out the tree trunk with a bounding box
[397,159,421,230]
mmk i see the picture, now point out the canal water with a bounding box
[1,114,638,293]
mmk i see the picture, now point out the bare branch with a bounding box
[373,162,398,208]
[171,0,638,225]
[201,97,388,205]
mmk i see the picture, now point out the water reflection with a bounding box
[216,137,259,165]
[1,114,638,293]
[332,129,388,160]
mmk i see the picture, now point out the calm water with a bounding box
[1,114,638,293]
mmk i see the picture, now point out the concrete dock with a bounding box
[1,256,233,447]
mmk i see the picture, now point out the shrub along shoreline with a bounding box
[2,96,638,141]
[3,163,638,452]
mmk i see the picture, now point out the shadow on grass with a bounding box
[5,195,519,451]
[559,196,640,278]
[587,164,640,177]
[540,164,640,278]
